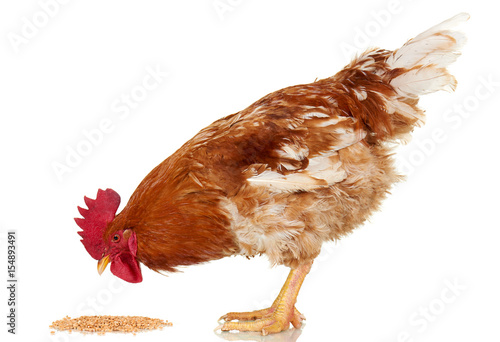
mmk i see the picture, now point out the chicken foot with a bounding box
[218,261,312,335]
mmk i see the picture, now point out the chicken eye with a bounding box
[112,234,120,243]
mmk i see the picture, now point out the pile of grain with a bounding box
[50,315,172,335]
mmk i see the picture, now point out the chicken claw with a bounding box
[219,306,305,324]
[218,306,305,335]
[217,262,312,335]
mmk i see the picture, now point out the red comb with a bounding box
[75,188,121,260]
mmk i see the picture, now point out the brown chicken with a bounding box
[76,13,468,335]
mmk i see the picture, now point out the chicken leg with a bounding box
[218,261,312,335]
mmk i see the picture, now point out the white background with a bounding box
[1,1,499,341]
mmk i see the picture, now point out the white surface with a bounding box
[1,1,499,341]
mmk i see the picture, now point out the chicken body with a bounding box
[124,70,402,271]
[94,13,468,334]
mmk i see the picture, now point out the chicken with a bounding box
[75,13,468,335]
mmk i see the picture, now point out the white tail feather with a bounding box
[387,13,469,98]
[390,67,457,98]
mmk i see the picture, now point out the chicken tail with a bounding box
[332,13,468,143]
[386,12,469,99]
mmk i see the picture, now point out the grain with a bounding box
[50,315,172,335]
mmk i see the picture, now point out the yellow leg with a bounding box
[218,261,312,335]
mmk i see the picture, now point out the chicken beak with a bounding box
[97,254,111,275]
